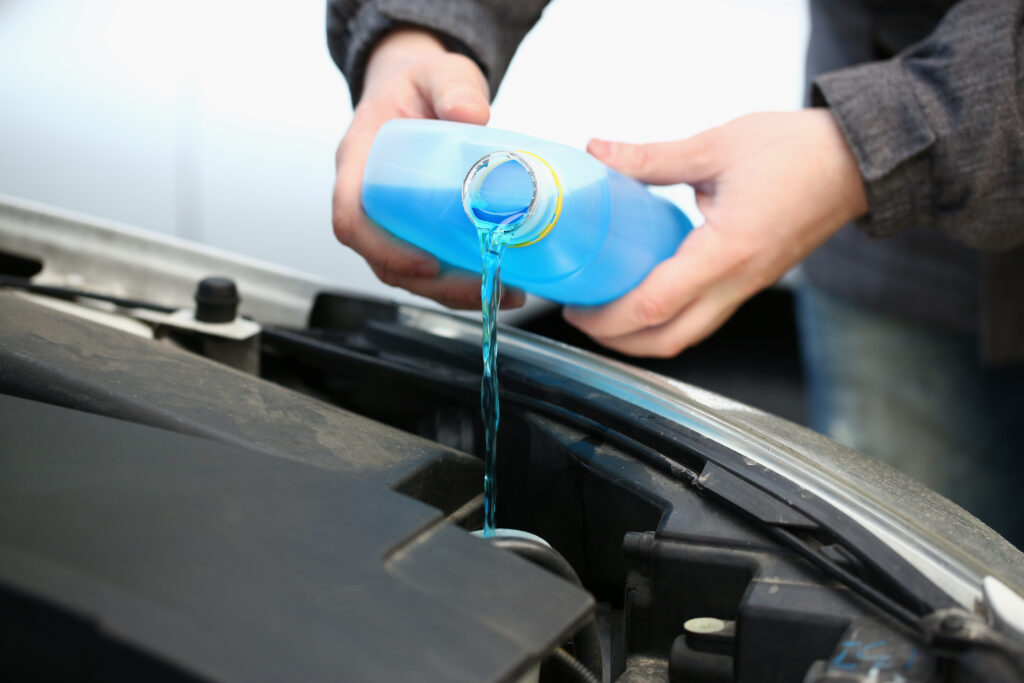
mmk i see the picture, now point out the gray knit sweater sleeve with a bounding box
[326,0,550,104]
[813,0,1024,251]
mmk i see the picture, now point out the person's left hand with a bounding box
[563,109,868,357]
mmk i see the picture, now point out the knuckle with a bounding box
[443,281,481,309]
[685,132,714,169]
[443,52,476,72]
[446,286,478,309]
[720,236,756,273]
[735,248,757,273]
[438,286,473,309]
[445,52,486,86]
[727,248,773,292]
[374,266,398,286]
[376,249,404,277]
[332,208,355,245]
[636,292,671,327]
[436,55,483,88]
[633,143,653,175]
[439,81,469,102]
[445,298,476,310]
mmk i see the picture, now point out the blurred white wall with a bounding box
[0,0,808,309]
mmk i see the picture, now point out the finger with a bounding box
[415,54,491,125]
[371,266,483,310]
[562,222,730,338]
[499,285,527,310]
[586,133,717,185]
[333,116,441,278]
[373,265,526,310]
[592,292,742,358]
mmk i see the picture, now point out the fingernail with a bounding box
[588,139,611,160]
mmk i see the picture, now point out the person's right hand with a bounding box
[332,29,525,310]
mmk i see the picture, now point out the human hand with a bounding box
[332,29,525,309]
[563,109,868,357]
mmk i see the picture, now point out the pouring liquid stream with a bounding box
[478,231,509,538]
[467,157,534,537]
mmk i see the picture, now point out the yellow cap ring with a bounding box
[511,151,562,248]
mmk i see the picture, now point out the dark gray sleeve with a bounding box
[813,0,1024,251]
[326,0,550,104]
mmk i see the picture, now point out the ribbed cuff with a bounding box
[813,60,937,238]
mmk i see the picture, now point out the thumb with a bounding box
[587,133,716,185]
[418,56,491,125]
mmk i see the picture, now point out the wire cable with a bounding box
[550,648,601,683]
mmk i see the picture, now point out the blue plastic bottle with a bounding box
[362,119,693,305]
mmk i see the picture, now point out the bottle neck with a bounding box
[462,151,561,247]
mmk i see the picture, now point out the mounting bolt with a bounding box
[194,277,240,323]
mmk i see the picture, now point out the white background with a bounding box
[0,0,809,310]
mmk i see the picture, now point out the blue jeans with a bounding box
[795,283,1024,548]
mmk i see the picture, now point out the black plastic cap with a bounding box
[194,277,239,323]
[622,530,656,562]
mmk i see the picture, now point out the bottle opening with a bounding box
[463,152,537,235]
